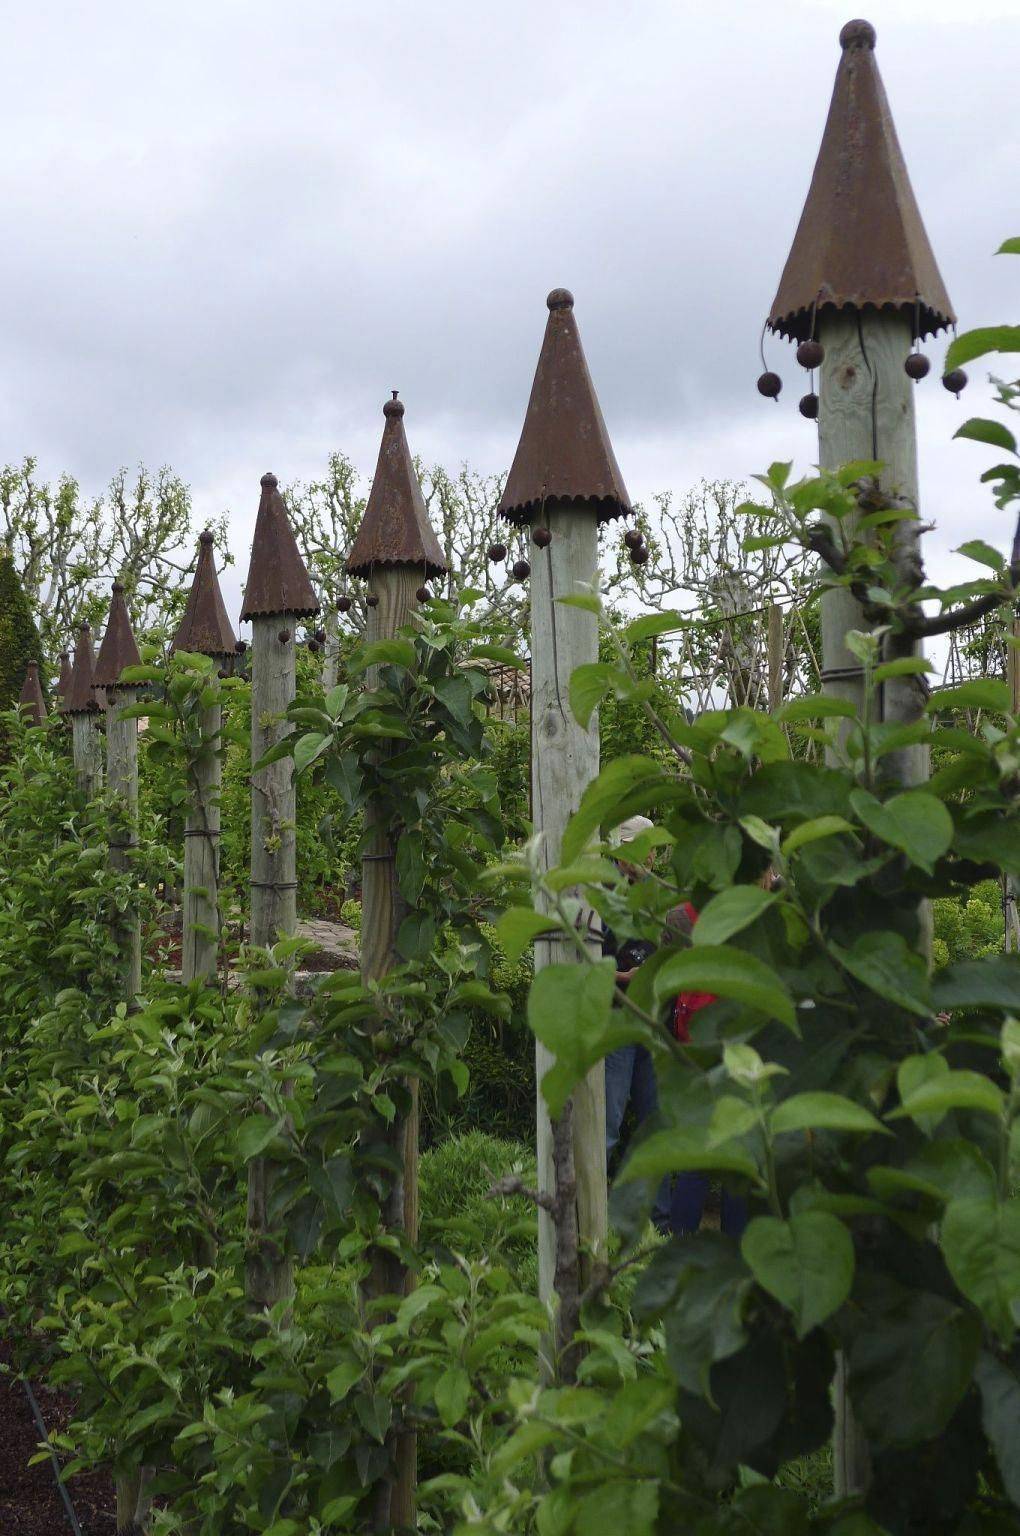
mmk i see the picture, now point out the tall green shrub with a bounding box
[0,550,43,715]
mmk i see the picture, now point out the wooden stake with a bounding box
[818,309,922,1499]
[105,689,141,1001]
[530,502,605,1333]
[182,701,222,984]
[246,615,298,1312]
[71,714,104,798]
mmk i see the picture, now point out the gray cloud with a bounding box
[2,0,1018,625]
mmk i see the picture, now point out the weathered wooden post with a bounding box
[498,289,631,1326]
[173,531,237,984]
[93,583,144,1001]
[765,17,956,1498]
[65,623,105,796]
[240,473,320,1313]
[346,392,448,1532]
[17,661,47,726]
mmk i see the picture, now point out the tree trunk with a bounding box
[182,701,222,984]
[246,616,298,1313]
[105,690,141,1001]
[530,501,605,1340]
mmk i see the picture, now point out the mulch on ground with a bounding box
[0,1342,116,1536]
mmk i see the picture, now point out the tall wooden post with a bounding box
[240,472,320,1313]
[17,661,47,726]
[346,392,448,1531]
[766,603,784,713]
[65,623,104,797]
[499,289,632,1326]
[173,531,237,984]
[94,583,143,1002]
[764,17,956,1498]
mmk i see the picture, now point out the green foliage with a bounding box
[0,551,43,719]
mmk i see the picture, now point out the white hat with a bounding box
[611,815,654,847]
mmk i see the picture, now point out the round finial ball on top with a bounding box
[487,542,507,563]
[383,389,405,419]
[839,18,877,49]
[796,340,824,370]
[757,372,782,400]
[532,526,552,549]
[547,288,574,311]
[261,472,278,490]
[943,369,968,397]
[199,529,215,546]
[799,393,820,420]
[235,639,247,654]
[905,353,931,381]
[512,559,531,582]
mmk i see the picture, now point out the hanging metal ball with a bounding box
[416,585,430,602]
[337,595,353,613]
[757,371,782,400]
[943,368,968,397]
[630,544,650,567]
[532,526,552,548]
[905,353,931,381]
[217,667,229,680]
[487,542,508,563]
[512,559,531,581]
[366,593,379,608]
[234,639,247,654]
[623,528,643,551]
[307,639,320,654]
[313,628,326,644]
[799,392,819,420]
[796,339,824,370]
[277,628,291,643]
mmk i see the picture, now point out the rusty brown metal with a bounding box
[18,661,47,726]
[64,623,100,714]
[499,289,631,526]
[173,531,237,656]
[93,583,142,690]
[240,473,320,622]
[346,394,448,578]
[56,651,73,707]
[768,19,954,343]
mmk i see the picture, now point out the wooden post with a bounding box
[182,700,223,984]
[105,689,141,999]
[66,624,105,797]
[767,602,784,713]
[530,503,605,1312]
[345,393,449,1532]
[240,473,320,1316]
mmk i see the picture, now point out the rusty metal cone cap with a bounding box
[346,394,448,579]
[18,660,47,726]
[64,623,101,714]
[768,20,954,343]
[93,583,142,689]
[240,473,320,622]
[173,531,237,656]
[56,651,73,703]
[499,288,631,526]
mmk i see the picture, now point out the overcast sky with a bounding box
[3,0,1018,627]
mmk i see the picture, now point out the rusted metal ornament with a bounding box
[240,472,320,622]
[905,353,931,380]
[757,372,783,400]
[796,339,825,369]
[799,392,820,419]
[942,368,968,396]
[532,526,552,548]
[512,559,531,581]
[173,531,237,657]
[347,394,447,579]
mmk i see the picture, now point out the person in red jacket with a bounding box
[667,901,747,1239]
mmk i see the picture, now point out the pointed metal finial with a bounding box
[94,582,142,689]
[18,660,47,726]
[346,396,448,578]
[240,474,320,621]
[173,530,237,656]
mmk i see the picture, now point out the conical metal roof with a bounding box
[56,651,73,707]
[768,19,954,343]
[93,583,142,689]
[346,394,448,579]
[499,289,631,526]
[64,623,100,714]
[173,532,237,655]
[240,473,320,621]
[18,661,47,726]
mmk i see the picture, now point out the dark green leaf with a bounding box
[742,1212,854,1337]
[691,887,776,948]
[942,1198,1020,1341]
[653,946,795,1030]
[954,418,1018,455]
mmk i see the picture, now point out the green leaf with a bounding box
[620,1129,761,1185]
[434,1365,471,1428]
[652,946,796,1030]
[771,1092,888,1138]
[954,417,1018,454]
[742,1211,854,1338]
[235,1115,283,1159]
[851,1288,981,1447]
[945,325,1020,372]
[942,1198,1020,1341]
[777,694,857,722]
[928,678,1011,714]
[325,1360,363,1402]
[569,662,620,729]
[976,1352,1020,1508]
[934,955,1020,1012]
[434,674,475,728]
[556,592,602,615]
[840,930,931,1017]
[872,655,934,683]
[850,788,954,873]
[998,238,1020,255]
[528,960,639,1118]
[574,1479,658,1536]
[359,638,416,670]
[890,1068,1004,1127]
[624,610,689,643]
[782,815,855,855]
[957,539,1006,572]
[292,731,328,775]
[561,754,669,863]
[896,1053,949,1136]
[691,886,776,947]
[495,906,559,964]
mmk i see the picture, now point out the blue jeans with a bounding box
[670,1173,747,1238]
[605,1045,670,1227]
